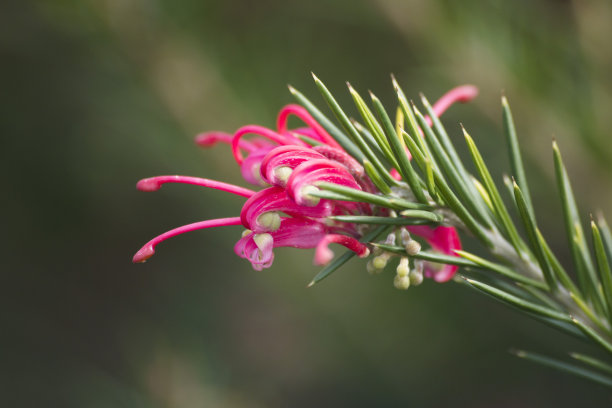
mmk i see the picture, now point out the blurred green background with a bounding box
[3,0,612,406]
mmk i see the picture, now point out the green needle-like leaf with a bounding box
[457,250,546,289]
[464,127,526,255]
[311,74,396,186]
[536,229,581,296]
[414,107,493,229]
[432,169,493,247]
[553,141,602,308]
[348,84,394,159]
[363,159,392,194]
[314,182,430,211]
[513,350,612,388]
[571,317,612,354]
[288,85,361,160]
[502,96,534,216]
[570,353,612,376]
[370,92,427,203]
[464,277,572,322]
[308,226,388,286]
[513,181,555,289]
[372,244,474,266]
[598,214,612,263]
[591,220,612,324]
[351,120,394,166]
[330,213,441,224]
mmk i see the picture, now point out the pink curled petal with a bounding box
[240,146,275,186]
[407,225,461,254]
[276,104,343,150]
[133,217,243,263]
[271,218,328,249]
[136,175,256,198]
[312,145,364,178]
[314,234,370,266]
[232,125,307,164]
[240,187,332,231]
[431,264,458,283]
[259,145,326,185]
[407,225,462,282]
[234,233,275,270]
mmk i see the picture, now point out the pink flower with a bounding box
[133,85,477,283]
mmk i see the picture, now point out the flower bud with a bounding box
[396,257,410,277]
[404,239,421,256]
[393,274,410,290]
[410,260,424,286]
[372,253,391,270]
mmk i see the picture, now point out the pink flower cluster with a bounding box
[133,86,477,283]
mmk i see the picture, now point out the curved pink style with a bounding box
[277,104,343,150]
[314,234,370,265]
[232,125,307,164]
[137,175,256,198]
[133,217,243,263]
[431,85,479,119]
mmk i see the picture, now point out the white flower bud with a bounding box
[404,239,421,256]
[372,253,390,270]
[394,274,410,290]
[396,257,410,277]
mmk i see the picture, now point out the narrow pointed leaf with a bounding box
[570,353,612,376]
[464,277,571,322]
[371,92,427,203]
[456,250,546,289]
[348,85,393,158]
[592,220,612,324]
[432,169,493,247]
[513,350,612,388]
[288,85,361,160]
[597,213,612,263]
[513,182,555,289]
[571,316,612,354]
[314,182,430,210]
[414,107,493,229]
[363,159,392,194]
[311,74,396,185]
[330,213,441,225]
[463,128,526,256]
[502,96,534,216]
[553,141,601,307]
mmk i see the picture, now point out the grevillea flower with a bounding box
[133,84,478,285]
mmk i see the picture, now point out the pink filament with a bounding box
[314,234,370,265]
[136,176,256,198]
[276,104,343,150]
[232,125,307,164]
[133,217,243,263]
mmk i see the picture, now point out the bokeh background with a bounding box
[3,0,612,406]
